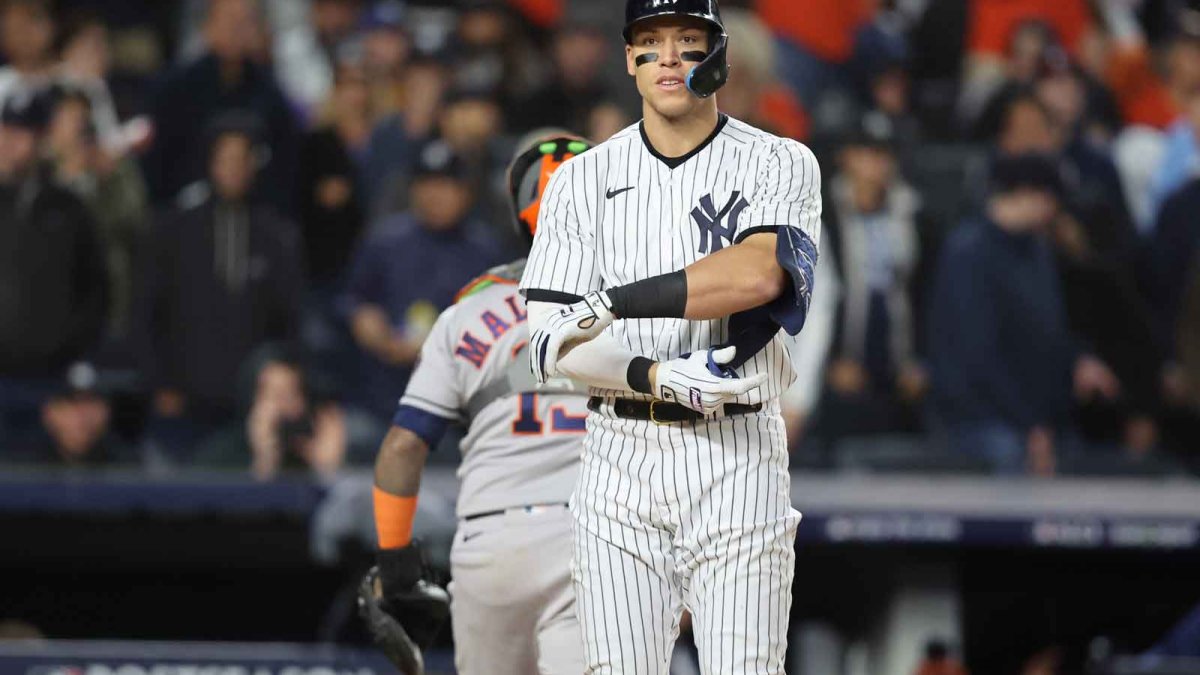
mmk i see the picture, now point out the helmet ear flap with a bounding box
[686,31,729,99]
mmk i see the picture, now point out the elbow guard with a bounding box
[768,226,818,336]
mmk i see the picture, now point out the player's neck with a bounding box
[641,100,721,160]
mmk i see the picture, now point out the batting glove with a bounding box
[529,291,616,384]
[654,346,769,418]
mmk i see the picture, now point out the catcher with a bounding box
[360,134,595,675]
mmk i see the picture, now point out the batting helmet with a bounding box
[623,0,729,99]
[507,133,594,247]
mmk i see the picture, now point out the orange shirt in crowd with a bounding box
[915,659,969,675]
[507,0,563,29]
[755,0,876,63]
[760,85,811,141]
[967,0,1092,56]
[1107,44,1177,129]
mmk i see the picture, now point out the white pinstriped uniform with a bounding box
[519,116,822,674]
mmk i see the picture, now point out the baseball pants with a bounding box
[572,403,802,675]
[449,504,585,675]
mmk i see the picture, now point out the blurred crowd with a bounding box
[2,0,1200,481]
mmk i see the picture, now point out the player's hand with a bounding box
[653,347,768,418]
[529,291,616,383]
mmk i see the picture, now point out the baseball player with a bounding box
[519,1,822,673]
[363,134,768,675]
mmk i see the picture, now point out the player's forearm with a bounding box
[604,234,785,321]
[373,426,429,549]
[681,234,786,319]
[528,301,654,394]
[559,332,655,393]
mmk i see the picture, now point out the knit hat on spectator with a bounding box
[412,139,468,181]
[49,362,109,401]
[841,109,896,151]
[0,87,56,132]
[989,152,1064,198]
[363,0,406,32]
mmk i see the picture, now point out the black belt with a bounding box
[462,502,569,522]
[588,397,762,424]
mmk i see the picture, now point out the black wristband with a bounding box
[377,544,423,592]
[605,270,688,319]
[627,357,655,395]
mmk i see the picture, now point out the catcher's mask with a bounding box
[507,135,594,247]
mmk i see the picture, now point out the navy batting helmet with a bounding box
[507,133,594,247]
[623,0,729,99]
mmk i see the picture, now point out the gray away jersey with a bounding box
[400,268,588,517]
[519,116,823,405]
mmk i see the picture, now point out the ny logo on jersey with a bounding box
[691,191,750,255]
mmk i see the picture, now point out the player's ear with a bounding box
[626,45,636,77]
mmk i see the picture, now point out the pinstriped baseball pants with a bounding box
[571,403,802,675]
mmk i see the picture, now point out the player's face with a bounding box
[626,17,711,120]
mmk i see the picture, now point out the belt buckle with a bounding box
[648,400,671,426]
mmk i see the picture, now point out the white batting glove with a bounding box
[529,291,616,384]
[654,347,768,418]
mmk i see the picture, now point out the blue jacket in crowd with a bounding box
[344,214,502,418]
[929,219,1076,433]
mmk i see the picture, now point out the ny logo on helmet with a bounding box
[692,191,749,255]
[649,0,681,6]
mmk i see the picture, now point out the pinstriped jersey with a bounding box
[519,115,823,405]
[400,262,588,517]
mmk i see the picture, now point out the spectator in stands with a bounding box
[297,63,370,290]
[46,88,148,338]
[344,139,501,420]
[0,0,56,107]
[274,0,366,117]
[959,0,1094,128]
[454,1,534,106]
[585,101,632,143]
[1148,83,1200,227]
[993,94,1159,459]
[814,111,932,442]
[437,88,509,240]
[509,22,610,133]
[865,56,921,169]
[360,0,410,120]
[195,347,346,481]
[54,10,124,155]
[138,115,304,449]
[929,154,1078,475]
[1031,47,1122,145]
[755,0,874,108]
[997,93,1136,264]
[0,88,107,380]
[1145,147,1200,358]
[720,8,809,142]
[143,0,297,213]
[13,362,134,468]
[1148,169,1200,454]
[978,37,1125,147]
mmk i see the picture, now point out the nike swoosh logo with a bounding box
[606,186,635,199]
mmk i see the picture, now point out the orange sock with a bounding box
[374,487,418,549]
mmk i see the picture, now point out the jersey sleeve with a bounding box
[735,139,823,247]
[397,306,463,422]
[519,160,602,301]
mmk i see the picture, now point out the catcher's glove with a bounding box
[357,544,450,675]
